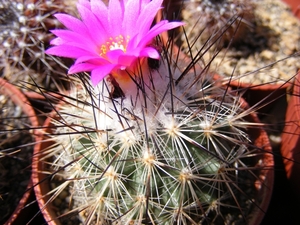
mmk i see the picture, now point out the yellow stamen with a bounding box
[100,35,130,56]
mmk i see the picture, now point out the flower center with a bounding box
[100,35,130,56]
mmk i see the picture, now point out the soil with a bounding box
[180,0,300,85]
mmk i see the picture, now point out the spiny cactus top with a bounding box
[38,0,272,224]
[0,0,77,90]
[46,0,183,86]
[43,46,271,224]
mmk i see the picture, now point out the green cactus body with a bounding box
[46,47,266,224]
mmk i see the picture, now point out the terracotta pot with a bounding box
[282,0,300,19]
[216,0,299,113]
[0,78,39,225]
[24,91,63,117]
[32,10,273,223]
[212,0,299,111]
[281,71,300,199]
[162,0,297,114]
[239,99,274,225]
[32,94,274,225]
[213,74,293,114]
[32,114,60,225]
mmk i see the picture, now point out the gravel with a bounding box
[180,0,300,85]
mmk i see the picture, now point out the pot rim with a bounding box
[0,77,39,225]
[32,95,274,225]
[280,71,300,196]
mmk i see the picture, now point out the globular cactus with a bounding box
[179,0,256,49]
[0,0,76,90]
[41,44,271,224]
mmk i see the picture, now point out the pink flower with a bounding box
[46,0,183,86]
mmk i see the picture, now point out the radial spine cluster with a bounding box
[47,47,261,224]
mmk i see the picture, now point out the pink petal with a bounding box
[90,64,117,86]
[50,30,97,52]
[136,0,163,34]
[137,20,168,44]
[138,21,184,48]
[126,34,140,51]
[77,4,107,44]
[78,0,91,10]
[140,0,163,18]
[47,0,181,86]
[74,56,109,65]
[139,47,160,59]
[46,45,92,58]
[123,0,141,35]
[68,62,99,74]
[90,0,109,32]
[106,49,124,64]
[50,37,65,45]
[108,0,123,37]
[150,21,184,37]
[54,14,88,34]
[117,55,137,67]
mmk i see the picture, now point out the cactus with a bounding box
[179,0,256,49]
[0,0,76,90]
[30,0,273,224]
[39,41,272,224]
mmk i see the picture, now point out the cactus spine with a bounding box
[43,44,266,224]
[0,0,76,89]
